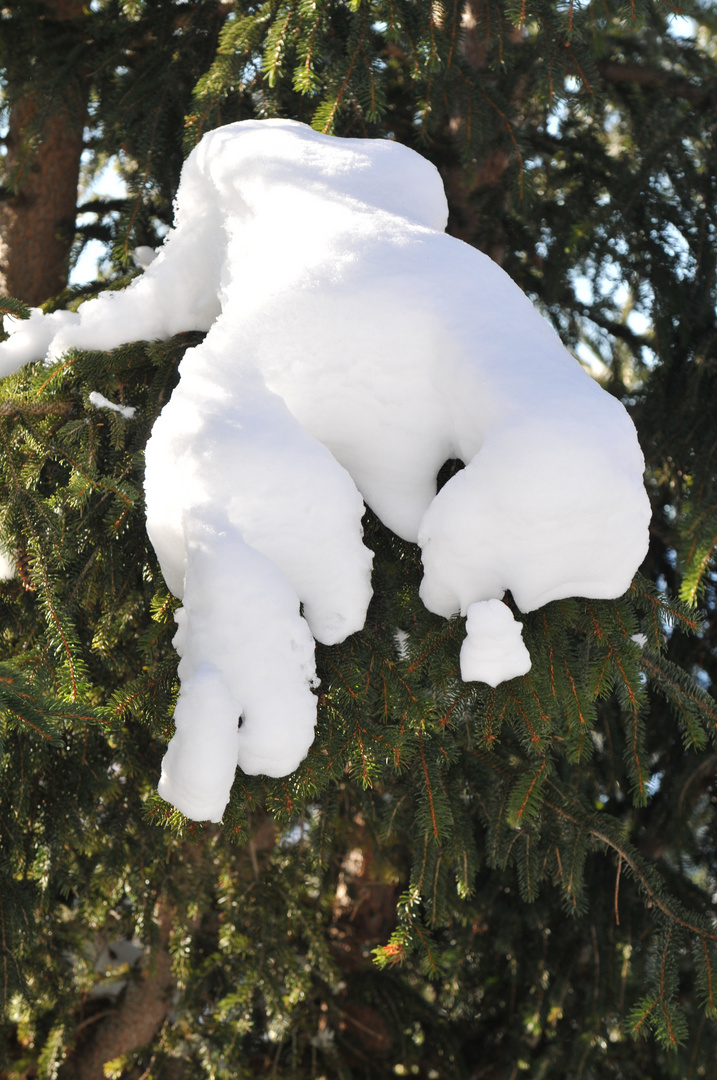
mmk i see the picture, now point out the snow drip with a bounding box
[0,119,651,821]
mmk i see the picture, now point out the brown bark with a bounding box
[327,821,399,1061]
[439,1,519,265]
[0,0,87,305]
[68,904,177,1080]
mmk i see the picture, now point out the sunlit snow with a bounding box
[0,547,14,581]
[0,119,651,821]
[88,390,136,419]
[460,600,531,687]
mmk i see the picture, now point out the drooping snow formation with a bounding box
[0,119,651,821]
[460,601,531,688]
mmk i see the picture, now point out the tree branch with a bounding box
[596,59,715,105]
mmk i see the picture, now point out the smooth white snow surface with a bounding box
[0,119,651,821]
[460,601,531,687]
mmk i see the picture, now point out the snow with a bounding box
[132,245,158,270]
[0,119,651,821]
[460,601,531,687]
[0,547,14,581]
[90,937,144,999]
[88,391,136,419]
[1,308,80,375]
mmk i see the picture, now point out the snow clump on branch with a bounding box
[0,119,651,822]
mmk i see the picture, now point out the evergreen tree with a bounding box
[1,0,716,1077]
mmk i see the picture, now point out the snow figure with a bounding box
[460,600,532,688]
[0,119,651,821]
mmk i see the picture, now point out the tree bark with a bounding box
[68,904,178,1080]
[439,0,518,265]
[0,0,86,305]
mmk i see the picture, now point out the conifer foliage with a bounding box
[1,0,717,1077]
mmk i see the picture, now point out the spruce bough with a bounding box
[1,0,716,1075]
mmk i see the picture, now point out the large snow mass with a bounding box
[0,119,651,821]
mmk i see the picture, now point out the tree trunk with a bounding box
[440,0,520,265]
[0,0,86,305]
[67,904,178,1080]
